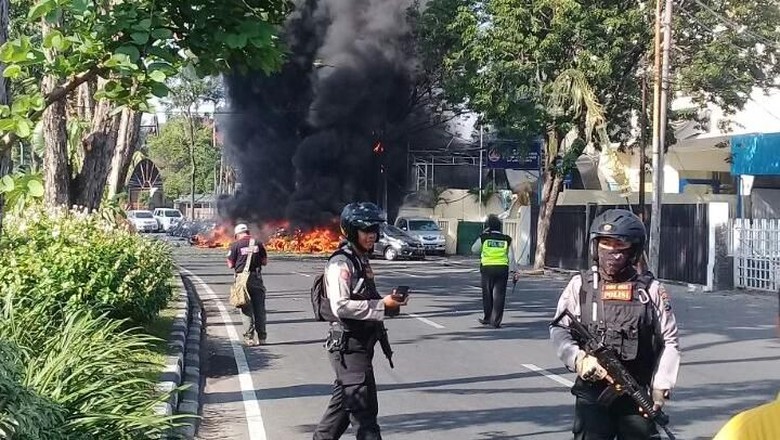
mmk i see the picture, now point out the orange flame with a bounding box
[266,226,341,254]
[192,224,233,248]
[191,220,342,254]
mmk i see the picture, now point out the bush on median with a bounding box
[0,206,173,324]
[0,206,179,439]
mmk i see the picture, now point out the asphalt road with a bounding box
[174,246,780,440]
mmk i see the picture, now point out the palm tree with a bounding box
[533,69,620,270]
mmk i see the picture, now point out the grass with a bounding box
[138,306,178,382]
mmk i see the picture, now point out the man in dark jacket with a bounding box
[227,223,269,346]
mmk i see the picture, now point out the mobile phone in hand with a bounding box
[392,285,410,301]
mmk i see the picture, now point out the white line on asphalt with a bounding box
[294,271,313,278]
[405,312,446,329]
[521,363,575,387]
[179,267,268,440]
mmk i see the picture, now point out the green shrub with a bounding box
[0,341,69,440]
[0,206,173,324]
[0,305,176,439]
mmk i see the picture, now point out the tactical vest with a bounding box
[480,232,512,266]
[337,245,383,337]
[577,270,662,389]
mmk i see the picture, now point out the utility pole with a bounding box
[649,0,673,274]
[478,125,484,219]
[638,57,648,220]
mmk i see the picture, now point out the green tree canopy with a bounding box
[146,116,219,200]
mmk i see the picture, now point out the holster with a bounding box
[324,327,348,353]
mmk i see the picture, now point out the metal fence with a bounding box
[729,218,780,291]
[533,203,710,285]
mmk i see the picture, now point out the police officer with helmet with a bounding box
[550,209,681,440]
[313,202,409,440]
[471,214,518,328]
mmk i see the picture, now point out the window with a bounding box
[397,219,408,230]
[165,210,182,218]
[408,220,440,231]
[134,211,154,219]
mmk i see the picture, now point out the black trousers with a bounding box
[313,342,381,439]
[573,395,660,440]
[480,265,509,327]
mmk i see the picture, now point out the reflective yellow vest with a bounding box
[713,397,780,440]
[480,233,510,266]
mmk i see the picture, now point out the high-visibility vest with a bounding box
[713,397,780,440]
[480,232,511,266]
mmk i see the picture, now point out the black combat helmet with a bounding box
[340,202,386,245]
[589,209,646,263]
[485,214,502,231]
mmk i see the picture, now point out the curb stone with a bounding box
[154,274,204,439]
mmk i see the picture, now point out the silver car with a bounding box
[127,210,160,233]
[394,217,446,255]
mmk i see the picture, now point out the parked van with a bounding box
[153,208,184,232]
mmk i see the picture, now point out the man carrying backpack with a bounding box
[313,202,409,440]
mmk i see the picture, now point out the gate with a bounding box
[729,218,780,291]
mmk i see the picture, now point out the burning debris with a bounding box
[217,0,431,229]
[190,221,342,254]
[191,224,234,249]
[266,222,341,254]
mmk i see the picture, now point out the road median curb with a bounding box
[154,273,204,439]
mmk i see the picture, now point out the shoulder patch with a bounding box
[658,284,672,311]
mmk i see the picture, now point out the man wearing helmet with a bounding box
[313,202,409,440]
[227,223,269,346]
[550,209,681,440]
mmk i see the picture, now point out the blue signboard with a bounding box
[485,138,543,170]
[731,132,780,176]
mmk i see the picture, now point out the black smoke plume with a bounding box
[219,0,425,227]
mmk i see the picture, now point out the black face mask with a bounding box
[597,246,635,280]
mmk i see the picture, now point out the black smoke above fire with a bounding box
[218,0,422,227]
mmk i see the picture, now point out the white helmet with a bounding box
[234,224,249,236]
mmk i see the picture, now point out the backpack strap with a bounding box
[327,246,365,291]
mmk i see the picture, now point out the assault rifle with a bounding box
[551,309,677,440]
[378,324,394,369]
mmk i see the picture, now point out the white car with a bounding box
[127,210,160,233]
[153,208,184,232]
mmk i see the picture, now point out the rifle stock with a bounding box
[551,309,677,440]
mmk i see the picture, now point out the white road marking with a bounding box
[179,267,268,440]
[405,312,446,329]
[521,363,575,387]
[294,271,313,278]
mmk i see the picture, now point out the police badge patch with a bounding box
[659,285,672,311]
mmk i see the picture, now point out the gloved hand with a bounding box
[575,350,608,382]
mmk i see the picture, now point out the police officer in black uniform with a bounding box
[550,209,681,440]
[313,202,409,440]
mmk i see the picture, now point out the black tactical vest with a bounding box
[337,245,383,337]
[577,270,661,389]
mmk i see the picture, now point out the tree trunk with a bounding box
[41,16,71,208]
[186,115,197,219]
[0,0,8,234]
[72,92,120,210]
[76,81,95,121]
[532,168,564,270]
[106,107,142,198]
